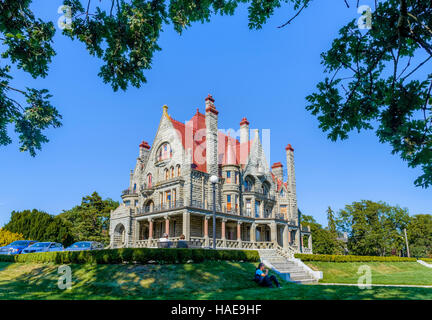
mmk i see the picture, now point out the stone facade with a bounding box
[109,95,312,255]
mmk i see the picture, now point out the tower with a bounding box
[205,94,218,176]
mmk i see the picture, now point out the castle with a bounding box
[109,95,312,255]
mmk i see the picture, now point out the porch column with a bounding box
[250,222,256,243]
[308,234,312,250]
[270,222,277,244]
[204,216,210,247]
[288,229,292,244]
[237,221,242,242]
[183,211,190,241]
[221,218,227,247]
[148,218,154,239]
[165,216,170,236]
[283,224,289,249]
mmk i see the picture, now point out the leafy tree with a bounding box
[0,228,24,246]
[327,206,337,236]
[60,192,118,245]
[0,0,61,156]
[301,214,343,255]
[2,209,75,246]
[306,0,432,188]
[407,214,432,258]
[337,200,410,256]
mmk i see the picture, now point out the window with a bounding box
[246,199,251,216]
[177,165,181,176]
[226,171,231,183]
[244,178,252,192]
[255,201,260,218]
[235,172,239,184]
[147,174,152,188]
[165,168,169,180]
[280,205,287,218]
[235,195,238,211]
[157,143,172,162]
[280,189,285,197]
[133,183,137,193]
[124,200,131,206]
[171,166,175,178]
[166,191,171,207]
[227,195,232,211]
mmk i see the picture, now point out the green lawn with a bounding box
[305,261,432,286]
[0,261,431,300]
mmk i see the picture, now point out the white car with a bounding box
[21,242,64,254]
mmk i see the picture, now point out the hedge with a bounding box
[294,253,417,262]
[420,258,432,263]
[0,248,260,265]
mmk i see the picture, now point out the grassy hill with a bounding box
[1,261,432,300]
[305,261,432,286]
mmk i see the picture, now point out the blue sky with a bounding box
[0,0,430,227]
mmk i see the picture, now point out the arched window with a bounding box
[165,168,169,180]
[244,177,253,192]
[147,174,152,188]
[171,166,175,178]
[157,143,172,162]
[262,182,270,195]
[177,165,181,176]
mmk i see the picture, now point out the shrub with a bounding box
[294,253,417,262]
[0,248,260,265]
[0,229,24,247]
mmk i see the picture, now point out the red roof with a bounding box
[139,141,151,149]
[271,162,283,168]
[169,110,252,173]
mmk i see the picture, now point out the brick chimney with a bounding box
[239,117,249,144]
[271,162,283,181]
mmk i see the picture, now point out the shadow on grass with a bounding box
[0,261,431,300]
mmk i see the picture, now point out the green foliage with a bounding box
[0,247,260,264]
[59,192,119,245]
[295,253,416,262]
[2,209,75,246]
[337,200,410,256]
[407,214,432,258]
[0,228,24,247]
[301,213,344,255]
[0,0,61,156]
[306,0,432,188]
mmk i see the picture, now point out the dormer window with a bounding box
[157,143,172,162]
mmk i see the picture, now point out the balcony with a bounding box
[243,189,275,201]
[136,200,185,215]
[121,189,138,197]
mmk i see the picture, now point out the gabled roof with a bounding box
[169,109,252,173]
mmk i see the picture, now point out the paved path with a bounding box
[314,283,432,288]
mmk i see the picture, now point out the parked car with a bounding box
[0,240,38,255]
[21,242,64,254]
[64,241,105,251]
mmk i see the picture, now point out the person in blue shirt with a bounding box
[254,263,281,288]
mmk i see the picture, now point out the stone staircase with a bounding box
[258,249,320,284]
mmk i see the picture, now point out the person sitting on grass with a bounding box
[254,263,281,288]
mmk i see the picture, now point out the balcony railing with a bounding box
[136,200,185,215]
[122,189,138,197]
